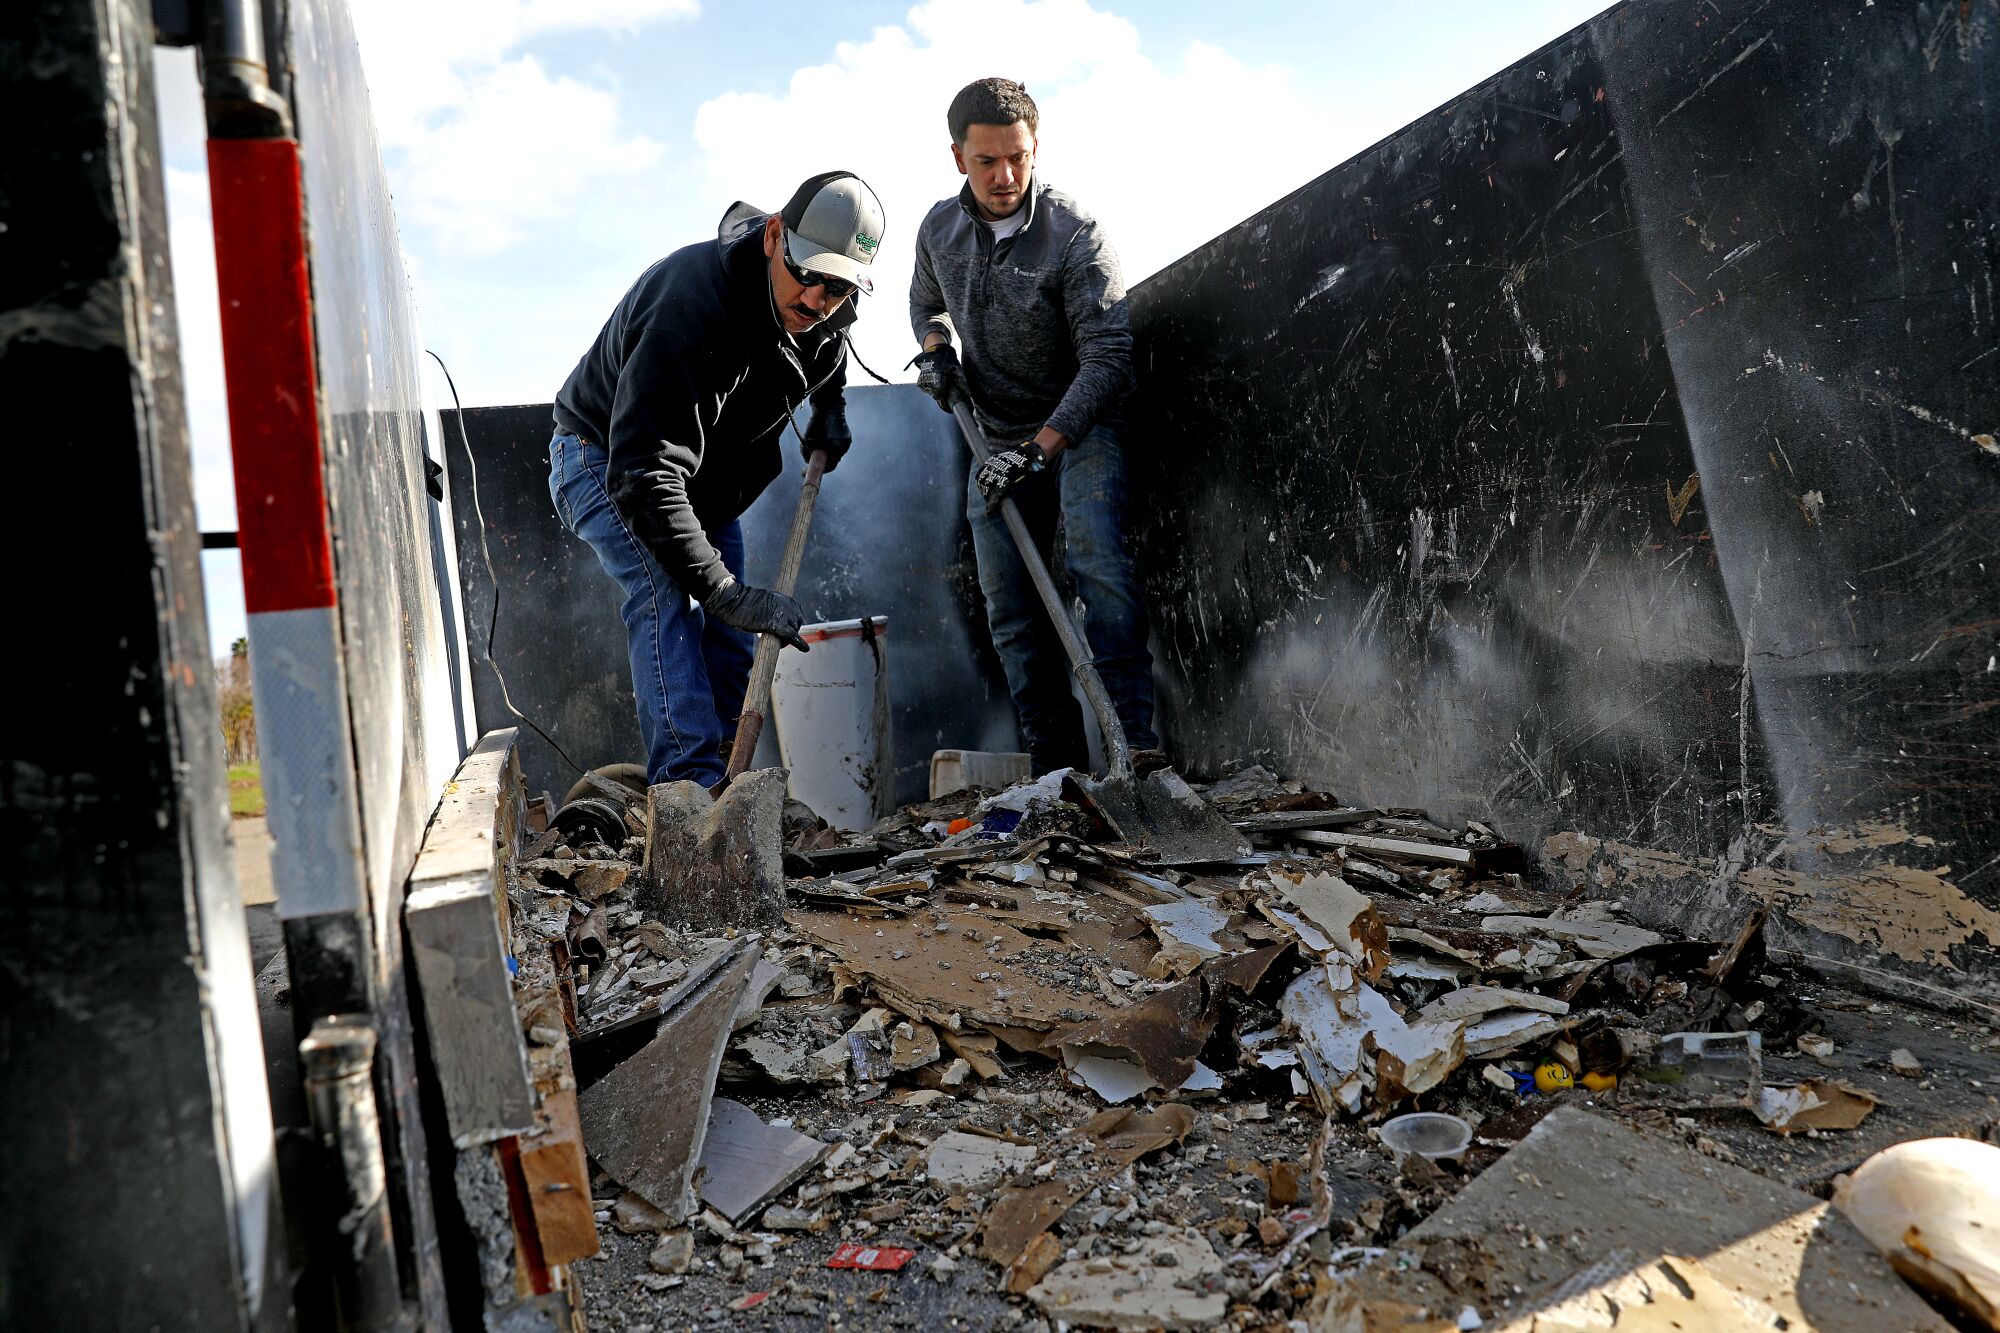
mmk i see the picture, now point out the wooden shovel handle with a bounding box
[724,449,826,782]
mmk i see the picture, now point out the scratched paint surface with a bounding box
[1128,0,1998,978]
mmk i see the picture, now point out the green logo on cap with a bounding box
[855,229,879,256]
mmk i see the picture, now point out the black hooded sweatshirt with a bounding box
[553,210,852,600]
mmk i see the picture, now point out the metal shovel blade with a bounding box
[1068,766,1250,865]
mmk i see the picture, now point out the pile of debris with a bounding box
[499,764,1998,1331]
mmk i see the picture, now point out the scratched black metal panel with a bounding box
[1595,0,2000,942]
[444,403,637,799]
[0,2,283,1326]
[446,388,1012,807]
[1130,16,1738,845]
[282,0,459,1319]
[1130,0,1997,980]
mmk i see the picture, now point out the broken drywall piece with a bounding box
[923,1131,1038,1192]
[982,1103,1195,1265]
[1142,899,1233,976]
[577,941,761,1217]
[1461,1010,1564,1059]
[1270,869,1389,978]
[1065,1053,1156,1103]
[696,1097,833,1226]
[1835,1137,2000,1331]
[1026,1229,1227,1330]
[1051,944,1289,1093]
[737,1029,847,1086]
[1754,1080,1879,1134]
[611,1191,679,1236]
[1480,913,1664,959]
[729,955,788,1032]
[1415,985,1569,1026]
[1346,1108,1950,1332]
[787,908,1105,1033]
[939,1027,1006,1081]
[1279,957,1464,1114]
[1384,955,1471,983]
[1181,1061,1223,1092]
[1257,903,1337,957]
[1279,959,1369,1115]
[844,1007,941,1082]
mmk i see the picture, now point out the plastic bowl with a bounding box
[1380,1111,1472,1161]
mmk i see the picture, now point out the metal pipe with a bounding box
[300,1016,407,1332]
[201,0,291,138]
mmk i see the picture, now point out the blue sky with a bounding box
[158,0,1611,658]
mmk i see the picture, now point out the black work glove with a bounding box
[800,403,852,472]
[704,578,810,652]
[974,443,1048,512]
[911,345,963,413]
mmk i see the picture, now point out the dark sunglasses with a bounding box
[782,236,860,300]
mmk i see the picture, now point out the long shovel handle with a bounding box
[947,398,1132,778]
[724,449,826,783]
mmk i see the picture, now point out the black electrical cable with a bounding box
[427,349,589,780]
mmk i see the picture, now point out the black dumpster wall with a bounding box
[1,3,282,1326]
[1129,0,1999,989]
[444,388,1013,806]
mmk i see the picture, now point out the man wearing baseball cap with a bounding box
[549,171,886,787]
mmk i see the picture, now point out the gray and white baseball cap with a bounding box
[780,171,886,294]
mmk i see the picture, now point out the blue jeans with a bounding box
[548,432,753,787]
[967,421,1158,772]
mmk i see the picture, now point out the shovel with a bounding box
[724,447,827,784]
[638,449,825,932]
[945,397,1247,864]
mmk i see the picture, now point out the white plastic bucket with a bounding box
[772,616,892,831]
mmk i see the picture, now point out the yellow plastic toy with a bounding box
[1534,1061,1574,1092]
[1579,1070,1619,1092]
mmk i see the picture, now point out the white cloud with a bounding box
[687,0,1327,383]
[346,0,694,254]
[390,56,664,254]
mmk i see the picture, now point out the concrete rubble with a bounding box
[492,763,2000,1329]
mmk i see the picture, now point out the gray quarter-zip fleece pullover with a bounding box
[909,179,1133,442]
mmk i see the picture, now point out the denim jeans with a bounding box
[548,432,753,787]
[967,420,1158,772]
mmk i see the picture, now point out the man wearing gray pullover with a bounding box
[910,77,1159,775]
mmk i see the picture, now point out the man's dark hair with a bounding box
[947,78,1038,145]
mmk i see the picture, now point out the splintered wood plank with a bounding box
[409,878,536,1146]
[517,1075,597,1267]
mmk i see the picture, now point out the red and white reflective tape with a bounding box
[209,137,366,920]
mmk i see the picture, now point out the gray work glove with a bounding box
[974,443,1048,512]
[800,403,851,472]
[704,577,810,651]
[911,346,963,413]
